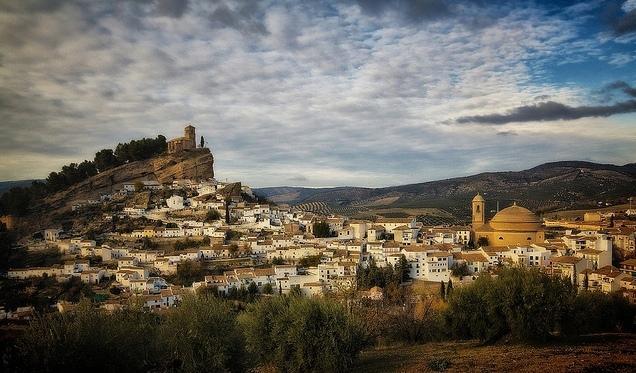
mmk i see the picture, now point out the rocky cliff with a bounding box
[32,148,214,219]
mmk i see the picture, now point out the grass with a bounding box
[354,334,636,372]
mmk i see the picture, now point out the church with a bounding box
[167,125,196,154]
[471,193,545,246]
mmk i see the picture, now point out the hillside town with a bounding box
[1,127,635,320]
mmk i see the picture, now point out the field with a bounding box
[355,334,636,372]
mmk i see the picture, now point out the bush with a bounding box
[16,301,161,372]
[312,222,332,238]
[239,297,367,372]
[444,268,635,343]
[160,295,246,373]
[563,291,635,335]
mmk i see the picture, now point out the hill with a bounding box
[7,148,214,234]
[255,161,636,219]
[0,180,38,196]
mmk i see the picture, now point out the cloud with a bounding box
[353,0,450,22]
[156,0,189,18]
[601,0,636,35]
[0,1,635,186]
[457,81,636,125]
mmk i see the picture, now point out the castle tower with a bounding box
[472,193,485,227]
[184,125,196,149]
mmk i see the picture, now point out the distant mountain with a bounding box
[255,161,636,218]
[0,180,39,195]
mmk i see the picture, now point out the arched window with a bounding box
[476,205,480,213]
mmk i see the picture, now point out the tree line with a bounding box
[0,135,167,216]
[7,295,367,373]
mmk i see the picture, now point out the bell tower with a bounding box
[184,125,196,149]
[472,193,485,227]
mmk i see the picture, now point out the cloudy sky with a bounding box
[1,0,636,187]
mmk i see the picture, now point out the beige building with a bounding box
[471,194,545,247]
[167,125,196,154]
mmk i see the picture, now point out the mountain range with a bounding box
[254,161,636,219]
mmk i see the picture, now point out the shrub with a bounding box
[16,301,161,372]
[239,297,367,372]
[445,268,576,342]
[563,291,635,335]
[160,295,246,373]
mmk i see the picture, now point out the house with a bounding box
[375,217,416,233]
[44,228,63,242]
[167,195,185,210]
[581,265,629,293]
[620,258,636,276]
[549,256,588,285]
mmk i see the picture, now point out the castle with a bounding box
[167,125,196,154]
[471,193,545,246]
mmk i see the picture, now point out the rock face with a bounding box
[39,148,214,213]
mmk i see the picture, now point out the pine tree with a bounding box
[440,281,446,299]
[200,135,205,148]
[446,279,453,299]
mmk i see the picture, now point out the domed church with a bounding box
[471,193,545,246]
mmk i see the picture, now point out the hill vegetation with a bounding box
[0,135,167,216]
[255,161,636,219]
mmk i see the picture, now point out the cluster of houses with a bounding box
[4,180,636,313]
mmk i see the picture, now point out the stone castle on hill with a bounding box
[167,125,197,154]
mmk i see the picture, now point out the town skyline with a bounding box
[1,0,636,187]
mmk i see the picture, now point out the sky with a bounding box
[1,0,636,188]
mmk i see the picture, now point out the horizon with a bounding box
[3,158,635,190]
[1,0,636,187]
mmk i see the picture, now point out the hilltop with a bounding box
[255,161,636,219]
[6,148,214,234]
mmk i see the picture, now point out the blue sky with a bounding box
[0,0,635,187]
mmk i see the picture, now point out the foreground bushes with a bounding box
[13,295,365,373]
[240,297,367,372]
[445,268,635,343]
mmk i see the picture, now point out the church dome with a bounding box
[489,203,542,231]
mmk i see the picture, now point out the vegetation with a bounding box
[0,135,167,216]
[239,296,367,372]
[312,221,332,238]
[173,238,201,250]
[205,209,222,222]
[11,295,365,373]
[356,256,408,290]
[168,260,206,287]
[298,255,322,268]
[445,268,635,343]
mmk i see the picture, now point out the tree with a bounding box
[205,209,222,222]
[200,135,205,148]
[440,281,446,299]
[583,271,589,291]
[94,149,120,172]
[298,255,322,268]
[451,262,471,277]
[446,279,453,298]
[172,260,206,286]
[134,181,145,192]
[160,295,246,373]
[239,297,366,372]
[395,254,410,283]
[262,283,273,294]
[476,236,489,247]
[248,282,258,296]
[312,221,331,238]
